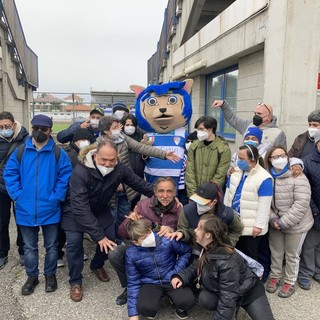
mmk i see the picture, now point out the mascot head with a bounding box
[130,79,193,134]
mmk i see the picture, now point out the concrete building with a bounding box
[148,0,320,149]
[0,0,38,126]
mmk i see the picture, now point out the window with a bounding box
[206,66,238,139]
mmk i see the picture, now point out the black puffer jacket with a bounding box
[303,146,320,216]
[0,122,29,193]
[175,248,260,320]
[61,146,154,242]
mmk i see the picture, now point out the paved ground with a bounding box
[1,219,320,320]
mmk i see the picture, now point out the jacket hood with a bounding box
[264,116,278,128]
[78,144,97,168]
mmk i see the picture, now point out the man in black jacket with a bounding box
[0,111,28,270]
[61,140,154,302]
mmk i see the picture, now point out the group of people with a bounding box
[0,99,319,320]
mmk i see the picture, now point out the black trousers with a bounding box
[199,289,274,320]
[236,235,263,262]
[0,192,24,258]
[137,283,195,318]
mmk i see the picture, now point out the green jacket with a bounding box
[185,136,231,196]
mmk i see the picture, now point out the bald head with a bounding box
[254,103,273,126]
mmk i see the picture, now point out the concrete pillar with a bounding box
[263,0,320,146]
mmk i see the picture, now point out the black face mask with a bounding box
[32,130,49,143]
[252,115,263,127]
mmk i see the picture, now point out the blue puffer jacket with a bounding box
[126,234,192,317]
[4,137,72,226]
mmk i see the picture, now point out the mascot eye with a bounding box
[147,97,158,106]
[168,96,177,105]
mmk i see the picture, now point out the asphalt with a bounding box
[1,219,320,320]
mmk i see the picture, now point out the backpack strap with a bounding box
[0,141,19,168]
[17,143,61,163]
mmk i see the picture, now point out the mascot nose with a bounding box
[159,108,167,113]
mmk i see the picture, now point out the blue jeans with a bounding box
[20,223,59,276]
[110,191,131,244]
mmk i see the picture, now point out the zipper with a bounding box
[34,152,39,225]
[150,251,162,285]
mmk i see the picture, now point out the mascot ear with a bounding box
[183,79,194,94]
[130,85,145,97]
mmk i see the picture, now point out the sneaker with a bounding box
[266,278,281,293]
[83,253,88,261]
[175,308,189,319]
[298,278,311,290]
[278,283,295,298]
[57,259,65,267]
[19,255,25,266]
[0,257,8,270]
[116,288,127,305]
[45,274,58,292]
[21,276,39,295]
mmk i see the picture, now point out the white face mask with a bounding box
[90,119,99,129]
[124,125,136,136]
[197,130,209,141]
[113,110,125,120]
[111,129,122,140]
[308,127,319,138]
[78,140,90,150]
[96,165,114,177]
[185,141,192,151]
[141,232,156,247]
[271,158,288,171]
[196,202,212,215]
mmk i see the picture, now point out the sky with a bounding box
[14,0,168,94]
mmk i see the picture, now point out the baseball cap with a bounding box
[90,106,105,116]
[190,182,219,205]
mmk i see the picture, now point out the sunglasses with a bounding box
[32,126,50,132]
[258,103,271,115]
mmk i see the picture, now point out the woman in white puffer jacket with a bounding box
[265,146,313,299]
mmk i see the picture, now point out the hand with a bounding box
[175,197,183,208]
[141,134,153,146]
[117,184,124,192]
[158,225,173,237]
[80,119,91,129]
[171,277,183,289]
[274,220,281,230]
[125,210,142,221]
[98,237,117,254]
[166,150,180,162]
[211,99,224,108]
[166,231,184,241]
[228,167,235,175]
[118,123,123,131]
[252,227,262,238]
[290,165,302,178]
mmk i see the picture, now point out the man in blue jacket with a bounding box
[4,114,72,296]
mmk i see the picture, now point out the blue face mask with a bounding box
[243,140,259,148]
[0,129,14,138]
[237,159,250,171]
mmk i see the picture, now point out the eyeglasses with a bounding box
[258,103,271,115]
[32,126,50,132]
[0,125,13,130]
[269,153,287,160]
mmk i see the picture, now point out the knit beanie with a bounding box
[243,127,263,143]
[72,128,94,143]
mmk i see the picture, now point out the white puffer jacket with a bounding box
[270,170,313,234]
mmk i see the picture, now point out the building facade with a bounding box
[0,0,38,126]
[148,0,320,149]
